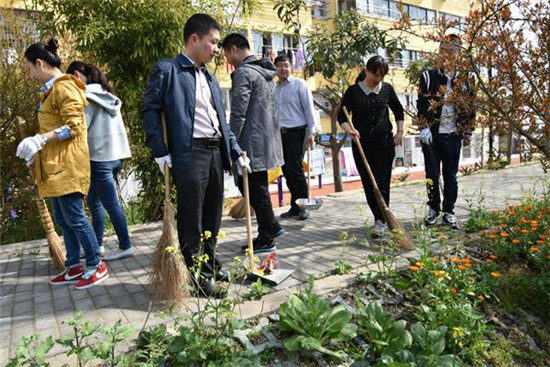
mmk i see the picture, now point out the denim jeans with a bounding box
[422,134,462,214]
[87,160,131,250]
[51,193,100,268]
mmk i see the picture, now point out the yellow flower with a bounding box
[416,262,425,267]
[217,230,226,240]
[165,246,178,254]
[339,231,349,241]
[204,230,212,239]
[439,234,449,240]
[431,270,446,276]
[410,265,420,271]
[478,295,485,301]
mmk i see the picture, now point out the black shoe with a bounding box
[298,210,310,220]
[280,209,299,219]
[191,277,227,299]
[424,208,439,226]
[241,239,277,254]
[442,213,459,230]
[214,270,229,282]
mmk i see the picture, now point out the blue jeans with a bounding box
[51,193,100,268]
[88,160,131,250]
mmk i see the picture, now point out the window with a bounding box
[338,0,356,12]
[311,0,330,18]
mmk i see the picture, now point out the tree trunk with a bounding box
[506,128,513,164]
[330,107,344,192]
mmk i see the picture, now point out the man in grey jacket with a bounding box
[222,33,285,254]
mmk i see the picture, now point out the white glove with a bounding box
[16,134,46,164]
[420,128,433,145]
[236,156,251,175]
[155,155,172,175]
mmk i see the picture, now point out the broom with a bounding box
[17,117,66,271]
[342,107,413,249]
[228,197,255,219]
[149,113,190,304]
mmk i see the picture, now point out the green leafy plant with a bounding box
[278,277,357,360]
[355,298,412,358]
[333,255,353,275]
[91,320,134,367]
[56,311,100,367]
[7,334,53,367]
[244,278,268,300]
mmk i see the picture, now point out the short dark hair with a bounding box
[441,34,462,49]
[221,33,250,51]
[274,54,291,66]
[366,55,389,76]
[183,13,222,44]
[24,38,61,68]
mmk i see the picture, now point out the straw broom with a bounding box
[149,113,190,304]
[17,117,66,271]
[228,197,255,219]
[342,107,413,249]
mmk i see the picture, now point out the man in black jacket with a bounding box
[416,34,476,229]
[142,14,249,298]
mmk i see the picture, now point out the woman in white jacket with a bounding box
[67,62,133,261]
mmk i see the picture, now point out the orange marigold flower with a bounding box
[507,211,515,215]
[439,234,449,240]
[536,240,544,245]
[452,258,461,264]
[458,265,466,271]
[531,220,538,225]
[487,235,497,239]
[432,270,446,276]
[520,218,527,223]
[465,263,472,268]
[500,232,509,238]
[540,235,548,240]
[478,295,485,301]
[521,229,530,234]
[416,262,425,267]
[452,288,458,294]
[501,224,508,228]
[530,247,539,253]
[525,205,532,210]
[469,277,475,282]
[512,239,520,244]
[512,227,518,231]
[486,259,493,263]
[537,215,542,219]
[433,258,440,263]
[410,265,420,271]
[489,255,498,259]
[490,272,500,278]
[532,226,539,231]
[462,257,470,263]
[498,215,506,219]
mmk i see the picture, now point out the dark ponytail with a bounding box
[355,69,367,84]
[66,61,114,94]
[24,38,62,68]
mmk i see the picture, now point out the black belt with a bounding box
[192,138,221,148]
[281,125,307,134]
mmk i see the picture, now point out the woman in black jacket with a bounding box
[338,56,404,237]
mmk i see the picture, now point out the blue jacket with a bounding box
[142,54,242,172]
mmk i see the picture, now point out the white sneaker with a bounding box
[103,247,134,261]
[372,220,388,238]
[80,245,105,258]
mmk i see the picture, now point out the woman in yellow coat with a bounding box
[16,38,109,290]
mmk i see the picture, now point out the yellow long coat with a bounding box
[34,75,90,198]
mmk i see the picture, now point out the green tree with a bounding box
[0,8,46,243]
[28,0,257,220]
[275,3,403,191]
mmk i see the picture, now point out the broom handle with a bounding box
[342,107,388,213]
[307,144,312,202]
[241,152,255,270]
[17,117,60,237]
[161,112,170,201]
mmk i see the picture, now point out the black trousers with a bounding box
[422,134,462,214]
[281,126,308,213]
[352,134,395,223]
[238,171,279,241]
[171,144,223,278]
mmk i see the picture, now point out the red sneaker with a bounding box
[75,262,109,290]
[50,265,84,285]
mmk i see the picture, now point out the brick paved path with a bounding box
[0,163,546,365]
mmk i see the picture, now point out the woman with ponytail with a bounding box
[17,39,109,289]
[67,61,133,261]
